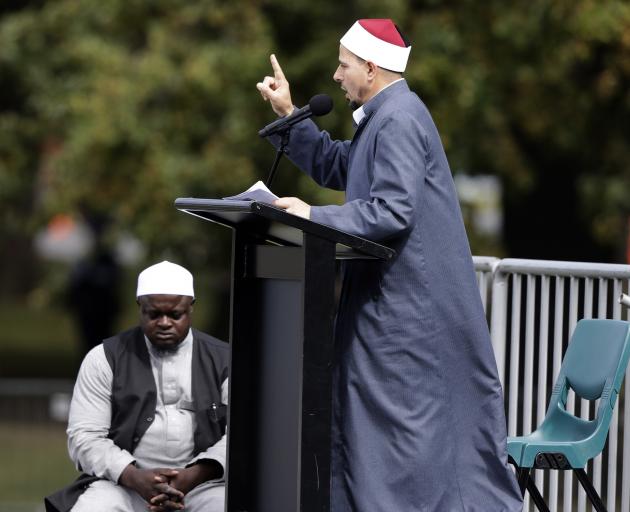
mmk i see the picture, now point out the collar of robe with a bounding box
[352,79,408,131]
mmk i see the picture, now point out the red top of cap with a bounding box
[358,19,405,47]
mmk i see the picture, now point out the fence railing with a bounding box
[474,257,630,512]
[0,378,73,423]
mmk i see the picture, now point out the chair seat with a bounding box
[508,409,602,469]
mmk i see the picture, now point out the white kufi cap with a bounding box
[136,261,194,298]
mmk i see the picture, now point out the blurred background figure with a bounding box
[66,211,121,358]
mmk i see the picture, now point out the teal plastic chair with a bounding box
[507,318,630,512]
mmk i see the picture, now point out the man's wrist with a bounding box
[110,453,137,484]
[118,462,139,487]
[189,460,223,482]
[276,105,294,117]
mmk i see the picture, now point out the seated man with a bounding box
[46,261,229,512]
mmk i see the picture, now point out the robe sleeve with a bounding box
[269,118,351,191]
[67,345,136,483]
[310,111,428,241]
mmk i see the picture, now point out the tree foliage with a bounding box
[1,0,630,314]
[404,0,630,259]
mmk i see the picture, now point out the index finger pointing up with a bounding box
[270,54,286,81]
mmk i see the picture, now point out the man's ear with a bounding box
[366,60,378,79]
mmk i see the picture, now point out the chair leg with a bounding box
[516,467,529,495]
[514,467,550,512]
[524,472,551,512]
[574,468,607,512]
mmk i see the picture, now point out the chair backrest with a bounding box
[561,319,630,401]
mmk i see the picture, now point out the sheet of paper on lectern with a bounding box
[222,180,279,204]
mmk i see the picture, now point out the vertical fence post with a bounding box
[490,270,509,389]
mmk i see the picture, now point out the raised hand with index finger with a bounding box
[256,54,294,117]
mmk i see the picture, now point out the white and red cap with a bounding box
[136,260,194,298]
[340,19,411,73]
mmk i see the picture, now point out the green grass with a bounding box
[0,422,79,507]
[0,298,143,379]
[0,301,80,378]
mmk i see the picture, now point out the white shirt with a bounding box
[67,329,228,483]
[352,78,405,126]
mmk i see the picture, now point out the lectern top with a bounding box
[174,198,395,261]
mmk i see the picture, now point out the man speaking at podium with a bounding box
[257,19,522,511]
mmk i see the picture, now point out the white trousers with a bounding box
[71,479,225,512]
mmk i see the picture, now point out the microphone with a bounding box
[258,94,333,138]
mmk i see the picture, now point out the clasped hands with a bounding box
[257,54,312,220]
[120,461,220,511]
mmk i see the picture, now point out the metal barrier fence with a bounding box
[473,257,630,512]
[0,378,73,423]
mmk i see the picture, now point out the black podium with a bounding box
[175,198,394,512]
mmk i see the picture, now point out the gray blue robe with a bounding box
[274,80,522,511]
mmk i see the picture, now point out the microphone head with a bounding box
[309,94,334,116]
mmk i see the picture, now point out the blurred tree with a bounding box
[0,0,340,335]
[1,1,273,246]
[1,0,630,335]
[403,0,630,261]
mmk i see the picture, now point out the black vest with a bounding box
[44,327,229,512]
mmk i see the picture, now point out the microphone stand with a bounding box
[265,128,291,188]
